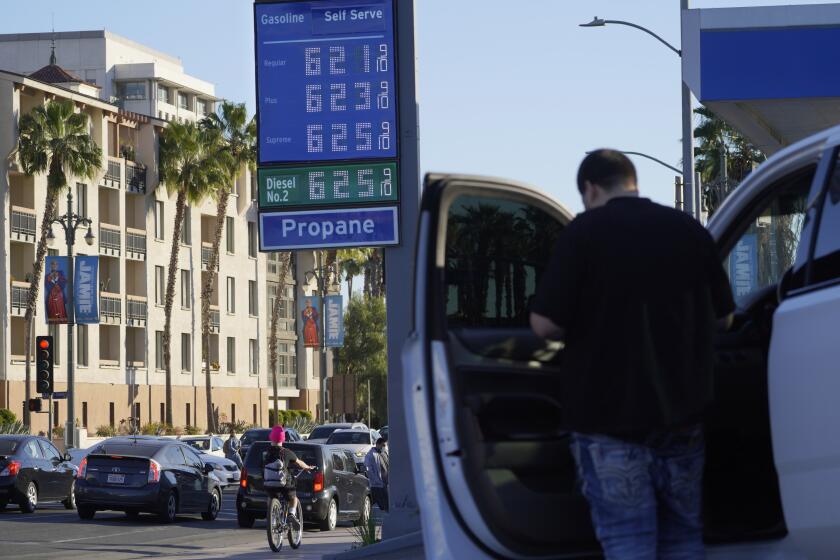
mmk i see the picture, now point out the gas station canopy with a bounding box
[682,3,840,155]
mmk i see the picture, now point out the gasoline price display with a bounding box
[259,162,398,207]
[255,0,397,164]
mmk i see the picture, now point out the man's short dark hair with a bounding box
[577,149,637,194]
[376,438,386,446]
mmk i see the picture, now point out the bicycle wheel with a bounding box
[288,501,303,549]
[266,498,285,552]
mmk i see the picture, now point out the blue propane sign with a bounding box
[259,206,399,250]
[255,0,398,165]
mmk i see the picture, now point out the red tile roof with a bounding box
[28,64,84,85]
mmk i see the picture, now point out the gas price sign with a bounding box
[255,0,397,165]
[259,162,398,207]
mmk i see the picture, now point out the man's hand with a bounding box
[530,312,565,340]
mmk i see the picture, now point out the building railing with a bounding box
[210,307,220,331]
[201,243,215,270]
[99,224,121,252]
[276,374,297,388]
[126,229,146,255]
[125,161,147,194]
[105,157,122,186]
[100,292,122,320]
[126,296,147,322]
[11,281,29,310]
[11,207,36,237]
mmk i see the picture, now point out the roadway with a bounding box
[0,488,359,559]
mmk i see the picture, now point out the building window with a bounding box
[109,402,115,428]
[248,222,257,257]
[155,266,165,305]
[196,99,208,116]
[249,280,258,316]
[249,339,258,375]
[227,337,236,374]
[180,207,192,245]
[160,403,165,423]
[181,333,191,372]
[76,183,87,218]
[227,277,235,314]
[54,402,60,427]
[231,403,236,423]
[48,324,60,366]
[226,217,235,253]
[178,92,189,110]
[181,269,191,309]
[155,201,165,240]
[253,403,257,424]
[157,85,170,104]
[77,324,88,367]
[82,402,88,428]
[117,81,145,100]
[134,402,141,425]
[155,331,164,370]
[186,403,191,427]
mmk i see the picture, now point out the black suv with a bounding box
[238,427,302,461]
[237,442,370,531]
[75,436,223,523]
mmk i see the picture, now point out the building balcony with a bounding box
[101,157,122,189]
[201,242,217,271]
[210,306,220,333]
[126,295,147,327]
[100,292,122,324]
[126,228,146,261]
[10,281,30,316]
[10,206,36,243]
[125,161,147,194]
[276,374,297,389]
[99,224,121,256]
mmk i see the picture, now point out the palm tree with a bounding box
[198,102,254,432]
[694,106,765,214]
[16,99,101,427]
[268,252,293,424]
[158,121,227,427]
[338,248,371,298]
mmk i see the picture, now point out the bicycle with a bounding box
[266,468,309,552]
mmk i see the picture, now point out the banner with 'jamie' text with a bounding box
[74,256,99,324]
[325,295,344,348]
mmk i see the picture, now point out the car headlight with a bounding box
[213,464,224,471]
[355,451,365,457]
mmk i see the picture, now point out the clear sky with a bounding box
[1,0,836,212]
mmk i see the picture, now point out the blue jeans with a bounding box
[570,426,705,560]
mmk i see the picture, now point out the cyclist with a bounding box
[265,425,313,521]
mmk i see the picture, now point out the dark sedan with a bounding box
[0,435,76,513]
[75,437,222,523]
[237,442,370,531]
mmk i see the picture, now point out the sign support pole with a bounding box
[383,0,420,538]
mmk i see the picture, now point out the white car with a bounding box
[325,429,381,468]
[403,125,840,559]
[197,452,241,488]
[180,435,226,458]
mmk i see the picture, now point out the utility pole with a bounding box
[367,379,371,428]
[681,0,695,216]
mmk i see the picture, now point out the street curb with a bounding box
[324,531,424,560]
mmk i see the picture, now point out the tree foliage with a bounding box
[336,296,387,426]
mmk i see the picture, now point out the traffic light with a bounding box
[35,335,54,394]
[28,398,42,412]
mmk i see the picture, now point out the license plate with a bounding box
[107,473,125,484]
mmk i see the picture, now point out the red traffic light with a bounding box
[38,339,50,349]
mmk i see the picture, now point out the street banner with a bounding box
[44,256,70,324]
[325,295,344,348]
[74,255,100,324]
[728,233,758,304]
[299,295,322,348]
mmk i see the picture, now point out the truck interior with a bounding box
[423,168,814,556]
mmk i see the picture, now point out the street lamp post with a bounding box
[580,5,696,218]
[586,149,682,174]
[48,190,94,448]
[304,253,336,423]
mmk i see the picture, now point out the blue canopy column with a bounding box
[682,3,840,155]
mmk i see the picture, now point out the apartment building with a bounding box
[0,62,306,436]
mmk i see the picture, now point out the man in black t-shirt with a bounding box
[530,150,735,559]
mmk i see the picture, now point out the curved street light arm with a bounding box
[586,150,682,174]
[602,20,681,57]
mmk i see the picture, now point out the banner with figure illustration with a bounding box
[44,256,70,324]
[300,296,322,348]
[74,256,99,324]
[324,295,344,348]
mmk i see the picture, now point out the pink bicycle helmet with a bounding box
[269,425,286,444]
